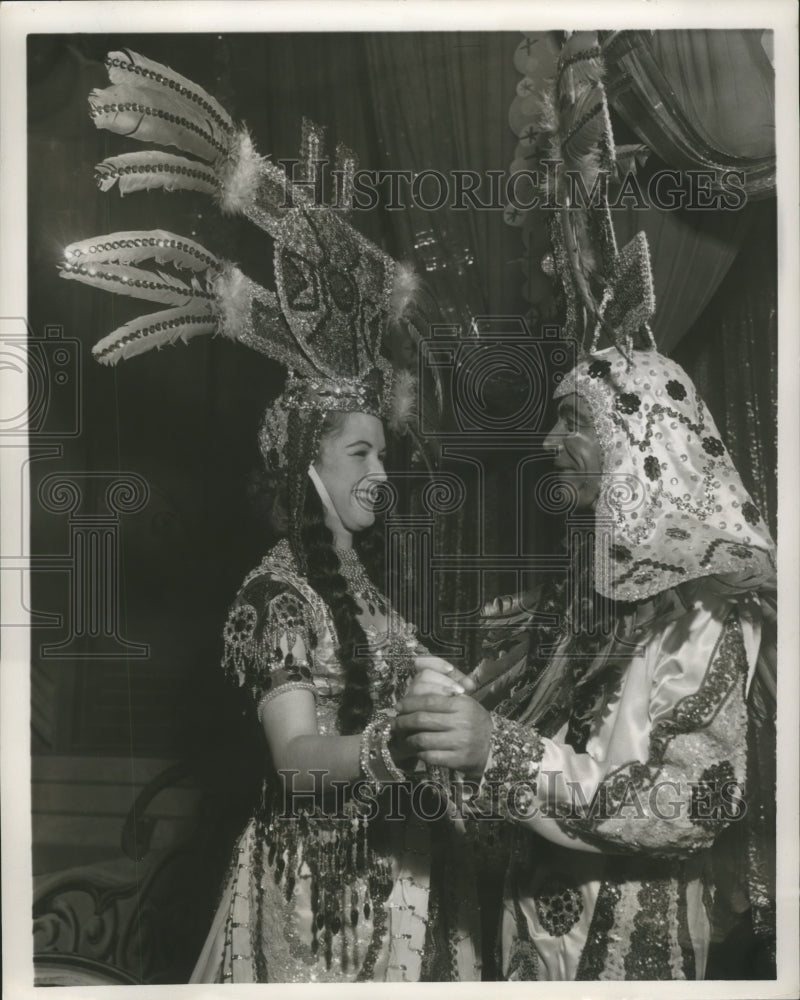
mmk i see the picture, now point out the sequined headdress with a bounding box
[555,348,776,601]
[511,31,657,356]
[58,49,425,560]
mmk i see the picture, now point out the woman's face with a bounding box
[543,392,603,508]
[313,411,387,537]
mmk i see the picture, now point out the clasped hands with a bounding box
[390,655,493,782]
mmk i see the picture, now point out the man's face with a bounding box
[543,392,603,508]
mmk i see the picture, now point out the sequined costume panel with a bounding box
[191,540,481,983]
[482,583,753,980]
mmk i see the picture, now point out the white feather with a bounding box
[219,129,267,216]
[211,263,257,340]
[388,369,417,432]
[388,263,420,320]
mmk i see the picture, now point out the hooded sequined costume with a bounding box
[474,349,776,981]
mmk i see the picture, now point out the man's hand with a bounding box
[393,693,493,779]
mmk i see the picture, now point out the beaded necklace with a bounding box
[336,547,388,617]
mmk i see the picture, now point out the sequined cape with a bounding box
[474,579,767,981]
[190,540,482,983]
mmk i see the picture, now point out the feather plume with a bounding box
[95,151,218,197]
[62,230,217,272]
[218,129,268,215]
[560,54,604,93]
[211,262,261,340]
[89,83,229,163]
[92,305,217,365]
[59,259,209,307]
[388,369,417,433]
[561,87,607,166]
[533,84,559,136]
[105,49,235,138]
[388,262,419,321]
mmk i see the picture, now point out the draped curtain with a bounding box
[606,29,776,351]
[607,29,776,194]
[362,34,523,662]
[673,202,778,537]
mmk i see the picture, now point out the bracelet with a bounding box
[256,680,317,721]
[359,711,408,788]
[359,711,390,788]
[378,717,408,782]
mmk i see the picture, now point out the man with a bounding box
[394,347,777,981]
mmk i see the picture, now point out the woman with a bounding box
[59,47,482,982]
[397,347,777,980]
[190,404,481,983]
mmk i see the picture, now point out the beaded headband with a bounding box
[58,49,423,459]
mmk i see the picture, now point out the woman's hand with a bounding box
[410,655,477,697]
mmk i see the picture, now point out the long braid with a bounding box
[255,408,390,734]
[300,484,374,734]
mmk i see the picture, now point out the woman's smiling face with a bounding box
[313,411,387,538]
[543,392,604,508]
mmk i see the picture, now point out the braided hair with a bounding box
[250,409,387,735]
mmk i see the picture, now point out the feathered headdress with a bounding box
[507,31,656,358]
[59,49,427,453]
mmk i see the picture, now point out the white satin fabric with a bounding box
[499,580,758,980]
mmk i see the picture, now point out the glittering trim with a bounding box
[657,611,746,749]
[624,877,673,979]
[257,680,317,717]
[89,97,229,158]
[505,887,539,981]
[475,715,544,818]
[575,874,622,979]
[570,609,747,844]
[534,874,584,937]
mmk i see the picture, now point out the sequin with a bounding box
[554,349,774,602]
[534,875,584,937]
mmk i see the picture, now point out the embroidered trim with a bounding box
[475,715,545,819]
[575,874,622,979]
[571,609,747,836]
[624,877,674,979]
[534,874,584,938]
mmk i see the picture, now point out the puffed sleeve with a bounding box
[474,595,751,859]
[221,572,319,717]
